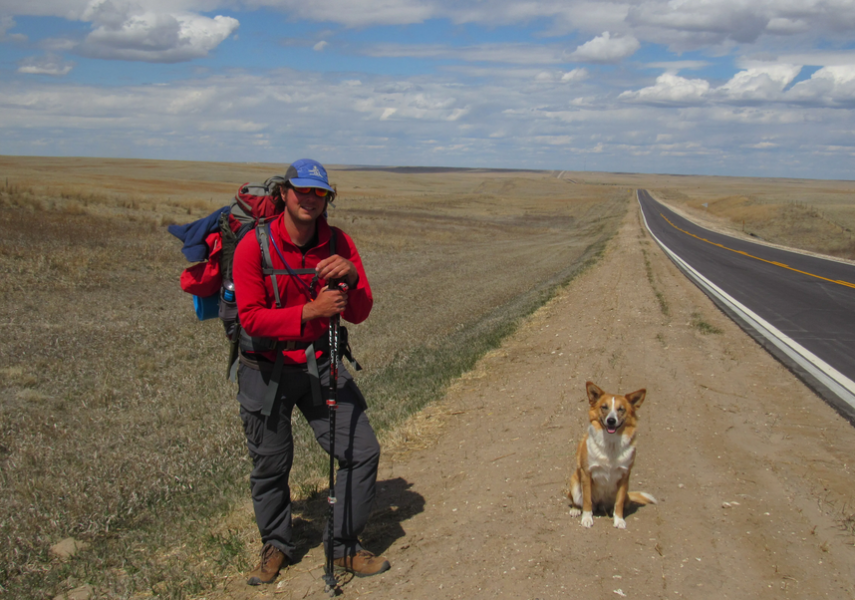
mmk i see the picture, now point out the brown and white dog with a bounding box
[568,381,656,529]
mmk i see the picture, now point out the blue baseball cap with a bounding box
[284,158,335,194]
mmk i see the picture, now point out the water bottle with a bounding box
[223,280,235,303]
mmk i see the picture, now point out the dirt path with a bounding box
[213,201,855,599]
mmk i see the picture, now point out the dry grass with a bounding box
[0,191,246,598]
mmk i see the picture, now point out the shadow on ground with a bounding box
[290,477,424,563]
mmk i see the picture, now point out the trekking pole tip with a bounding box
[323,575,339,596]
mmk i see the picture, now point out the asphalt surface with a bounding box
[637,189,855,419]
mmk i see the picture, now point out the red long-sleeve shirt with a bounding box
[232,214,372,365]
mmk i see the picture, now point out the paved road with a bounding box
[637,189,855,422]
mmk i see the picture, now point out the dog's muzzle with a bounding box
[604,416,621,433]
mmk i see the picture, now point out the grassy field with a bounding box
[0,157,627,599]
[1,157,852,599]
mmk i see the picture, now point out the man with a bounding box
[232,158,390,585]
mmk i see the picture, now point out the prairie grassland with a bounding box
[0,157,626,599]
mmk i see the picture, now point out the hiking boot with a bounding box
[333,550,391,577]
[246,543,288,585]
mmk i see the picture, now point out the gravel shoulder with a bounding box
[212,200,855,600]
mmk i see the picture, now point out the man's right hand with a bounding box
[301,286,348,322]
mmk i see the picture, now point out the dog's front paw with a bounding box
[569,506,581,517]
[581,511,594,528]
[613,517,626,529]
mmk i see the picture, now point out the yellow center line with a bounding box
[658,212,855,289]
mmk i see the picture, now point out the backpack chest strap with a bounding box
[262,268,316,275]
[257,223,339,308]
[256,224,316,307]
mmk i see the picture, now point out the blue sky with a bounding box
[2,1,855,179]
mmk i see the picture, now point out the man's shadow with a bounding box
[289,477,424,562]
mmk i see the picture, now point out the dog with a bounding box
[568,381,656,529]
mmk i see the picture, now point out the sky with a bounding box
[1,1,855,180]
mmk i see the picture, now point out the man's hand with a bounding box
[301,285,348,322]
[315,255,358,288]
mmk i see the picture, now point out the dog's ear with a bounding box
[586,381,604,405]
[626,388,646,409]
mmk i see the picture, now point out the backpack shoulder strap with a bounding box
[256,222,283,308]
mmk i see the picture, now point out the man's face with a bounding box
[283,186,327,224]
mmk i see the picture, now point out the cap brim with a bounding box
[289,177,334,193]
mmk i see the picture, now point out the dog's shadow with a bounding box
[290,477,425,562]
[578,502,645,520]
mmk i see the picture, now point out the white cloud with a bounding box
[198,119,266,132]
[561,68,589,83]
[644,60,710,72]
[765,17,809,35]
[6,0,855,42]
[620,64,843,107]
[717,64,801,101]
[447,107,468,121]
[619,72,711,104]
[627,1,770,44]
[1,67,852,178]
[60,1,241,63]
[18,53,75,76]
[313,40,328,51]
[281,0,433,27]
[568,32,640,63]
[444,65,556,80]
[356,89,464,121]
[786,65,855,106]
[533,134,575,146]
[363,42,567,65]
[752,52,855,68]
[165,88,220,114]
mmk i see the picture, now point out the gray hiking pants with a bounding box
[237,359,380,560]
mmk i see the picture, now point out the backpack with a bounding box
[215,177,288,379]
[171,177,285,311]
[218,177,287,290]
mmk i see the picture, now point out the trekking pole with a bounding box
[323,281,348,597]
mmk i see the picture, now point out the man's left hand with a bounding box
[316,255,358,288]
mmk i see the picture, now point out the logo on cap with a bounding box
[308,165,322,177]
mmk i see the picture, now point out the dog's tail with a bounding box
[628,491,657,505]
